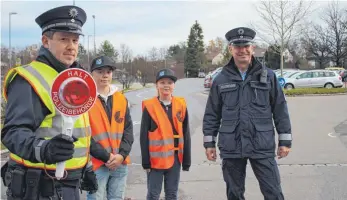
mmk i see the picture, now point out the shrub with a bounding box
[284,88,347,96]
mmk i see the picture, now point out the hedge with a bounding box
[284,87,347,96]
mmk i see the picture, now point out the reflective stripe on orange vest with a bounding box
[89,92,131,171]
[142,96,186,170]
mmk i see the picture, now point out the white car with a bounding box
[198,72,206,78]
[275,69,301,78]
[284,70,343,89]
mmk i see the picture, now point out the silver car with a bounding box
[284,70,343,89]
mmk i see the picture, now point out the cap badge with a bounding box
[238,28,244,35]
[96,58,102,65]
[69,8,78,22]
[159,71,165,77]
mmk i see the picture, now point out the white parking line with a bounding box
[133,121,141,126]
[328,132,337,138]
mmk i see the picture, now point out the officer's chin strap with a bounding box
[43,160,67,200]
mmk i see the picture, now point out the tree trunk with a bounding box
[280,47,284,77]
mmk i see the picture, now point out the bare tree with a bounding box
[301,24,330,69]
[148,47,159,77]
[118,44,134,89]
[158,47,168,68]
[119,43,132,70]
[323,1,347,67]
[252,0,312,76]
[148,47,158,62]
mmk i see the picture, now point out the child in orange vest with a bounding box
[140,68,191,200]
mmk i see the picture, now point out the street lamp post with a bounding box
[9,12,17,68]
[73,0,75,5]
[92,15,96,55]
[87,34,93,67]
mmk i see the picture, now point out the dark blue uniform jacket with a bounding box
[203,57,292,159]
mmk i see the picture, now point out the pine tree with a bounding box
[98,40,119,62]
[184,20,205,77]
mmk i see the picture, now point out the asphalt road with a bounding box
[1,78,347,200]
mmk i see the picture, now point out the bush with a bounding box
[1,97,6,125]
[284,87,347,96]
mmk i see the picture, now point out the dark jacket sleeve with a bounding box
[202,80,222,148]
[182,108,191,171]
[269,71,292,148]
[89,138,110,163]
[1,75,50,163]
[140,107,151,169]
[118,99,134,160]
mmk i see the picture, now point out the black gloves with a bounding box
[80,165,98,194]
[41,134,78,165]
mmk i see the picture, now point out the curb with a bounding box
[285,93,347,97]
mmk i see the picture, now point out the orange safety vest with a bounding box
[142,96,186,169]
[89,91,131,171]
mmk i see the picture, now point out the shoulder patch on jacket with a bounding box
[176,110,183,122]
[114,111,124,123]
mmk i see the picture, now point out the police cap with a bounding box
[35,5,87,35]
[90,56,116,72]
[156,69,177,83]
[225,27,256,46]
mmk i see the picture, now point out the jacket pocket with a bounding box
[250,81,270,107]
[253,122,275,151]
[219,83,239,108]
[218,120,239,152]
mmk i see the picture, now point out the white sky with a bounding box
[1,0,345,56]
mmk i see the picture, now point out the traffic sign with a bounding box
[278,77,286,88]
[51,68,97,116]
[50,68,97,179]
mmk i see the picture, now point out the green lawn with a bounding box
[284,87,347,96]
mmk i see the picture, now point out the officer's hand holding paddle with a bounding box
[42,134,77,164]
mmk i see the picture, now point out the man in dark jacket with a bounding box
[1,5,112,200]
[203,27,292,200]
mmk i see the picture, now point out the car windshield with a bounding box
[287,72,300,78]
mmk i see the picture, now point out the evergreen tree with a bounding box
[184,20,205,77]
[98,40,119,62]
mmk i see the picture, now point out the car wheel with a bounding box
[284,83,294,90]
[324,83,334,89]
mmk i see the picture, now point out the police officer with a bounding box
[1,5,112,200]
[203,27,292,200]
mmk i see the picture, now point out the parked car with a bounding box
[325,67,345,71]
[198,72,206,78]
[275,69,301,78]
[284,70,343,89]
[204,67,222,88]
[339,70,347,82]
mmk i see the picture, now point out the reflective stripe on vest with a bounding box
[3,61,91,170]
[89,92,131,171]
[142,96,186,170]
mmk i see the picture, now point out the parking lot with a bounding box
[1,78,347,199]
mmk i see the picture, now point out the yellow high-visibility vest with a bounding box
[3,60,91,170]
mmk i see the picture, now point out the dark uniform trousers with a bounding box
[222,157,284,200]
[146,153,181,200]
[7,186,80,200]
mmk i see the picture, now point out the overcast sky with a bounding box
[1,0,344,56]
